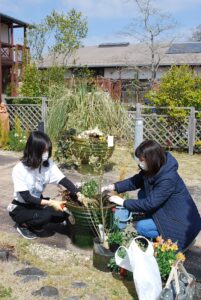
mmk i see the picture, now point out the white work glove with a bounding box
[49,200,66,212]
[76,192,85,203]
[75,182,82,188]
[101,184,115,193]
[109,195,124,206]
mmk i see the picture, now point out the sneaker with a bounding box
[31,227,46,233]
[16,226,37,240]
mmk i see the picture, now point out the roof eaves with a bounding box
[0,13,29,27]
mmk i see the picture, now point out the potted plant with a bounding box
[153,236,185,282]
[107,221,125,252]
[56,127,115,173]
[62,177,115,249]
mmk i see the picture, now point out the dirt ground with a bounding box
[0,147,201,300]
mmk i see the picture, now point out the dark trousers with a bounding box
[9,205,66,229]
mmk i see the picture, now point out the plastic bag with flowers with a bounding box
[153,237,185,282]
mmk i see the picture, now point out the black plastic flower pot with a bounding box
[93,237,114,272]
[66,202,115,249]
[109,243,120,253]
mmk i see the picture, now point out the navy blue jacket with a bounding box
[115,152,201,250]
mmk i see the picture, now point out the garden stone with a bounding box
[21,275,40,283]
[8,254,18,262]
[0,250,9,261]
[71,282,87,289]
[14,267,47,277]
[31,286,59,298]
[65,297,80,300]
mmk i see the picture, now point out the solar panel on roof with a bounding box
[98,42,130,48]
[167,43,201,54]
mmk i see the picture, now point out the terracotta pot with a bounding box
[0,103,9,146]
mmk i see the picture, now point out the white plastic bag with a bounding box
[115,236,162,300]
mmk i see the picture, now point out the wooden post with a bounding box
[188,107,196,155]
[0,16,2,103]
[21,26,27,79]
[10,22,15,96]
[15,44,18,90]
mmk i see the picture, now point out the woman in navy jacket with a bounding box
[103,140,200,251]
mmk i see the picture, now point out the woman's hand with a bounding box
[101,184,115,193]
[109,195,124,206]
[76,192,85,203]
[48,200,66,212]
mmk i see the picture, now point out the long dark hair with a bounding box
[135,140,166,176]
[21,131,52,169]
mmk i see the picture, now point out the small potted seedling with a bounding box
[107,221,125,252]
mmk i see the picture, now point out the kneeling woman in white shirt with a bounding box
[8,131,81,240]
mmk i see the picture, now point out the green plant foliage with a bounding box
[45,9,88,64]
[19,64,65,100]
[20,64,42,98]
[0,119,9,147]
[107,247,127,273]
[81,179,99,198]
[28,9,87,64]
[4,116,28,152]
[42,66,65,90]
[107,221,125,246]
[0,284,12,298]
[154,237,185,281]
[47,84,132,142]
[146,65,201,118]
[107,230,124,246]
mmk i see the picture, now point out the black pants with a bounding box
[9,205,66,229]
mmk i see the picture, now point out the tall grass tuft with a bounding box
[47,84,132,143]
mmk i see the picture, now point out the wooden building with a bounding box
[0,13,29,102]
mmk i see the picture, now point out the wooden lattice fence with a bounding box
[5,97,47,131]
[4,97,201,154]
[129,105,201,153]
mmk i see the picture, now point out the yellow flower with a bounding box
[167,239,173,245]
[171,244,178,251]
[176,252,185,262]
[161,244,166,252]
[164,244,170,251]
[153,242,159,249]
[156,236,164,244]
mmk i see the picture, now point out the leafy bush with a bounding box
[146,65,201,118]
[19,63,65,100]
[20,64,42,98]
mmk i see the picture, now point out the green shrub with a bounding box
[146,65,201,118]
[20,63,42,98]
